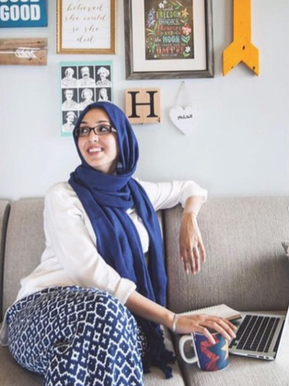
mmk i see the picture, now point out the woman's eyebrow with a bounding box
[80,119,110,125]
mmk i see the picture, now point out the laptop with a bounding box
[229,305,289,360]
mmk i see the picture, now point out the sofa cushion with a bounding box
[0,346,43,386]
[0,201,10,321]
[164,198,289,313]
[2,199,45,319]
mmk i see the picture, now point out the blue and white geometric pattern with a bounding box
[7,286,144,386]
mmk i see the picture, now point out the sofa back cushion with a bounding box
[3,199,44,318]
[164,197,289,313]
[0,201,10,321]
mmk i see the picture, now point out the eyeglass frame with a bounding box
[75,124,117,137]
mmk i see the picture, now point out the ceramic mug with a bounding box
[179,332,229,371]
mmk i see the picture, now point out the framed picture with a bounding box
[60,61,113,136]
[124,0,214,79]
[57,0,116,54]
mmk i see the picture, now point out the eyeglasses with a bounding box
[75,124,117,137]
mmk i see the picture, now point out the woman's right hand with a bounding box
[173,314,237,344]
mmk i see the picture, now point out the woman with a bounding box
[2,102,236,385]
[98,88,109,101]
[96,67,111,86]
[79,88,94,109]
[61,67,77,88]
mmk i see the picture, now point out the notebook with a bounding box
[229,306,289,360]
[180,303,242,321]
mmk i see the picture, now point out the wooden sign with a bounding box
[0,38,47,66]
[223,0,259,76]
[125,88,161,124]
[0,0,47,28]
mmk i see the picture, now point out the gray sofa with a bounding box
[1,197,289,386]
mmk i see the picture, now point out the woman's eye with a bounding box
[81,127,89,134]
[99,126,110,133]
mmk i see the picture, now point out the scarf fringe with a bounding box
[140,320,176,379]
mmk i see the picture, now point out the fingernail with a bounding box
[186,269,189,274]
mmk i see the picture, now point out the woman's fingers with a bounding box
[180,245,200,274]
[175,314,237,342]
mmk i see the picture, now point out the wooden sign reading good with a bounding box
[0,38,47,65]
[125,88,161,125]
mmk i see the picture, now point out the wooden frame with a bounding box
[57,0,116,54]
[124,0,214,79]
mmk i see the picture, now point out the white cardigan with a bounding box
[0,179,207,345]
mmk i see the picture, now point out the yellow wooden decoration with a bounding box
[223,0,259,76]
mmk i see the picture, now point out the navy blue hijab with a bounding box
[69,102,174,377]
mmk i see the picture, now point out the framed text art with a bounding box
[60,61,113,137]
[57,0,117,54]
[124,0,214,79]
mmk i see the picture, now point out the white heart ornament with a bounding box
[169,105,197,135]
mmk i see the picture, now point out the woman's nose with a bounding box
[88,130,99,142]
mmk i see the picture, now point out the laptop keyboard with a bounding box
[229,315,279,353]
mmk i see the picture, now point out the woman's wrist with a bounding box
[172,313,179,333]
[181,211,198,219]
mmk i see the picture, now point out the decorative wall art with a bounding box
[223,0,259,76]
[124,0,213,79]
[125,88,161,124]
[60,61,113,136]
[0,0,47,28]
[0,38,47,65]
[57,0,116,54]
[169,81,198,135]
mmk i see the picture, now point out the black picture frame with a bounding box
[124,0,214,79]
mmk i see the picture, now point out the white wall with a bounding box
[0,0,288,200]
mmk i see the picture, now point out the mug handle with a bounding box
[179,335,198,364]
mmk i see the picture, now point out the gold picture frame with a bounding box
[57,0,117,54]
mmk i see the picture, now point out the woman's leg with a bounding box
[7,286,143,386]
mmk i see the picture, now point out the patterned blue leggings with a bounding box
[7,286,145,386]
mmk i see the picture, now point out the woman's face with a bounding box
[66,68,74,78]
[77,108,119,174]
[100,89,107,97]
[83,90,92,100]
[65,90,73,100]
[99,70,107,80]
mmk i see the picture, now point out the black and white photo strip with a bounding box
[60,62,113,136]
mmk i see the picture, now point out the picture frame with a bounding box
[124,0,214,79]
[57,0,116,54]
[60,61,113,137]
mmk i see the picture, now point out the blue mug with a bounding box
[179,332,229,371]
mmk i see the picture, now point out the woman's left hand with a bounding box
[179,213,206,274]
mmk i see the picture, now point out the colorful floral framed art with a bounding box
[124,0,214,79]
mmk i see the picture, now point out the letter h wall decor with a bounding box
[125,88,161,124]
